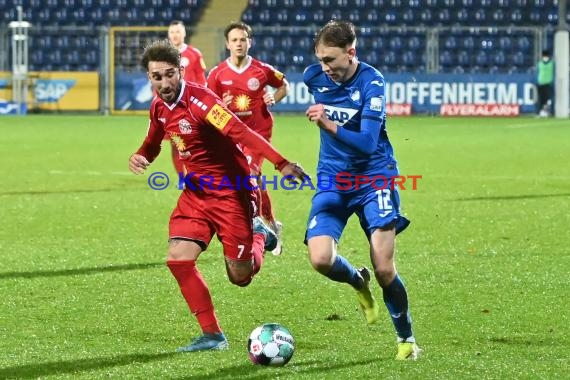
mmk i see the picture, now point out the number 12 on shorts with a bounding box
[376,189,393,217]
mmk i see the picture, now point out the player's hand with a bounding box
[263,91,276,106]
[280,162,310,184]
[129,154,150,175]
[306,104,337,133]
[222,91,233,106]
[305,104,326,122]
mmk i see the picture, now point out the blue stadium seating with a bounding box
[2,0,559,73]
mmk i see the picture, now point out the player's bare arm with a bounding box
[305,104,338,134]
[264,80,289,106]
[128,153,150,174]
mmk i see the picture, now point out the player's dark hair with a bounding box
[224,21,253,40]
[314,20,356,49]
[141,39,181,70]
[169,20,185,27]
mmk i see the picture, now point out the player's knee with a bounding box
[374,265,396,285]
[308,253,333,275]
[228,273,253,287]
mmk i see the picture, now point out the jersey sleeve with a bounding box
[135,109,165,162]
[263,63,285,88]
[335,76,386,155]
[197,90,289,169]
[206,66,222,97]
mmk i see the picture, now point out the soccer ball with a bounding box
[247,323,295,366]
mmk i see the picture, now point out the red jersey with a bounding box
[136,81,287,194]
[207,56,285,139]
[180,44,207,85]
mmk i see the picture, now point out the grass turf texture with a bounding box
[0,115,568,379]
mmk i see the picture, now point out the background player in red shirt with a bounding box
[207,22,290,255]
[128,40,308,353]
[167,20,208,176]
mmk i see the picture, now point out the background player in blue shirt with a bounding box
[303,20,420,360]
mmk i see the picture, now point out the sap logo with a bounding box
[34,80,76,102]
[324,106,358,126]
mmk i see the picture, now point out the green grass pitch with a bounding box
[1,114,569,379]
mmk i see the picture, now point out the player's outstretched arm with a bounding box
[128,154,150,175]
[306,103,379,155]
[279,162,310,184]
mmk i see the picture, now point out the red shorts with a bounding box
[169,189,258,261]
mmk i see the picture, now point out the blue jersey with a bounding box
[303,62,397,180]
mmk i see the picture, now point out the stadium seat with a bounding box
[402,51,417,67]
[389,36,403,50]
[276,9,288,23]
[402,9,415,23]
[439,50,454,67]
[313,9,325,25]
[493,51,506,66]
[455,8,469,23]
[260,36,275,50]
[280,36,294,50]
[436,9,449,24]
[298,36,313,50]
[365,9,380,24]
[492,9,505,24]
[348,9,360,23]
[498,36,512,50]
[510,9,522,23]
[517,36,531,52]
[474,8,487,23]
[443,36,457,49]
[420,9,432,25]
[241,9,254,23]
[408,36,423,51]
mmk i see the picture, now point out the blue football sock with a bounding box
[325,255,361,289]
[382,274,413,340]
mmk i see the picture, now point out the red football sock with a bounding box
[167,260,222,334]
[260,189,275,223]
[252,233,265,275]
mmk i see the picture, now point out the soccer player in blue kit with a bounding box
[303,20,421,360]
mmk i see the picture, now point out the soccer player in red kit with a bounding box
[128,40,308,352]
[207,22,289,255]
[167,20,208,175]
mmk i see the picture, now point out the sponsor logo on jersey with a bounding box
[221,80,233,85]
[370,80,384,87]
[178,119,192,134]
[317,87,329,92]
[170,134,186,151]
[308,216,317,229]
[350,90,361,102]
[234,94,251,111]
[274,70,284,81]
[247,77,260,91]
[370,96,384,112]
[323,105,358,126]
[206,104,232,130]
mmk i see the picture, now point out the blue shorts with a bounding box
[304,184,410,243]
